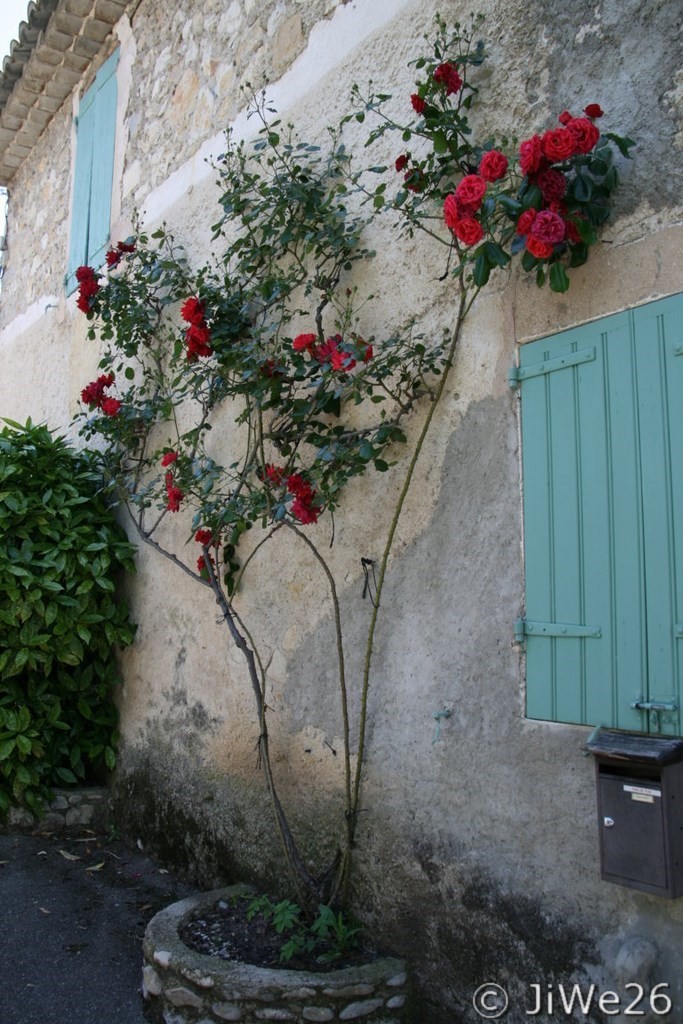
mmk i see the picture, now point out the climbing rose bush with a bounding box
[72,14,633,913]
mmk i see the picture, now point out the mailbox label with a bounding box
[623,784,661,802]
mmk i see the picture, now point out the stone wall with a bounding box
[3,787,112,831]
[0,1,682,1022]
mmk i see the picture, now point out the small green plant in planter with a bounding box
[73,12,631,951]
[246,894,362,965]
[0,419,136,816]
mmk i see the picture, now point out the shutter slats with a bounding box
[66,49,118,292]
[88,50,119,268]
[520,295,683,732]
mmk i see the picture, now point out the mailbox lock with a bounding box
[603,817,615,828]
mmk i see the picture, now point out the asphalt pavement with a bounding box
[0,825,191,1024]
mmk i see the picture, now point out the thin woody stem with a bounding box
[200,549,321,912]
[350,280,473,837]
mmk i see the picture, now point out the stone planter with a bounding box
[142,886,412,1024]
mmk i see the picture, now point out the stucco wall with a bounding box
[1,1,682,1021]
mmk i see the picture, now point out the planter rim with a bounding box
[143,884,407,993]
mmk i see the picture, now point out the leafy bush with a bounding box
[0,419,136,816]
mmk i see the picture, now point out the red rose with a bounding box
[444,194,478,230]
[395,154,409,172]
[195,528,214,546]
[265,464,285,486]
[196,552,215,577]
[291,498,320,525]
[540,128,575,162]
[558,110,573,126]
[404,167,426,192]
[185,324,213,360]
[106,249,122,268]
[180,297,206,325]
[479,150,508,183]
[287,474,314,503]
[75,265,96,283]
[454,174,487,210]
[411,93,426,114]
[566,117,600,154]
[81,372,115,408]
[526,236,554,260]
[433,62,462,95]
[519,136,543,176]
[584,103,604,119]
[161,451,178,467]
[79,278,100,299]
[516,209,537,235]
[529,209,566,245]
[100,397,122,417]
[165,475,184,512]
[537,168,567,204]
[292,332,317,353]
[452,216,484,247]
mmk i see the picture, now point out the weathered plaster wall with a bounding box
[1,1,682,1021]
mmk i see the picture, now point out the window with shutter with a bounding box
[514,293,683,736]
[65,49,119,294]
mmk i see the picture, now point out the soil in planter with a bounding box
[179,897,376,973]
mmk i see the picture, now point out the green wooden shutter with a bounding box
[87,50,119,268]
[517,293,683,734]
[65,50,118,293]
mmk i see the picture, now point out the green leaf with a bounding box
[472,252,491,287]
[483,241,511,268]
[432,130,449,154]
[549,262,570,293]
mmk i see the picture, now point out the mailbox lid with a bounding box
[586,729,683,765]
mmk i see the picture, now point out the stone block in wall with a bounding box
[270,14,304,78]
[2,787,112,833]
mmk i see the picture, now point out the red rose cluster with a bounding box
[161,451,184,512]
[433,61,462,95]
[286,473,321,525]
[80,372,121,417]
[75,265,100,314]
[410,60,462,117]
[292,332,372,371]
[263,464,321,525]
[442,148,508,247]
[105,240,136,268]
[180,297,213,361]
[195,528,219,578]
[515,104,604,258]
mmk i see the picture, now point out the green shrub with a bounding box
[0,419,136,816]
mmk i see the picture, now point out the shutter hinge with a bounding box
[515,617,602,641]
[508,365,521,388]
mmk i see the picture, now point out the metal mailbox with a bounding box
[586,729,683,898]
